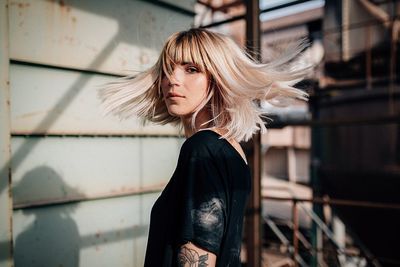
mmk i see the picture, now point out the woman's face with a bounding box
[161,63,209,118]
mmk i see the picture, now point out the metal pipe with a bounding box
[244,1,262,267]
[264,217,311,267]
[389,16,397,114]
[292,200,300,267]
[262,195,400,210]
[295,254,310,267]
[264,217,290,247]
[267,113,400,128]
[366,25,372,90]
[310,95,322,267]
[298,203,343,252]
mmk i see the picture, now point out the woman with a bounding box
[99,28,308,267]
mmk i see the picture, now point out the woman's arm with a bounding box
[177,242,216,267]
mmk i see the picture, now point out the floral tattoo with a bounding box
[178,246,209,267]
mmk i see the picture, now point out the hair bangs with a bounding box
[161,31,208,78]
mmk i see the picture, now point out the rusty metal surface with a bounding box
[10,63,179,135]
[9,0,193,75]
[13,192,159,267]
[11,136,182,207]
[0,0,13,266]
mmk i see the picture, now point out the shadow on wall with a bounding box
[10,165,151,266]
[13,166,82,267]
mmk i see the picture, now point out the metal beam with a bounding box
[200,0,311,28]
[244,1,262,267]
[262,195,400,210]
[267,113,400,128]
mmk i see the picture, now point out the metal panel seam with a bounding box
[13,183,166,210]
[146,0,196,16]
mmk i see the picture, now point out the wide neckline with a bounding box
[197,129,249,167]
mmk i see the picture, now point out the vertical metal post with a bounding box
[366,25,372,90]
[245,0,261,60]
[0,0,13,266]
[389,12,396,114]
[244,0,262,267]
[287,147,297,183]
[310,96,323,267]
[292,200,299,267]
[341,0,350,62]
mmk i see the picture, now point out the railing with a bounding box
[262,196,400,267]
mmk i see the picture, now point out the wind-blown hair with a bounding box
[99,28,309,142]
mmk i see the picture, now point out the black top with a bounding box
[144,130,251,267]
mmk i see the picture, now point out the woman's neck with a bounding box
[181,109,212,138]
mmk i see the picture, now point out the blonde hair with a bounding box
[99,28,310,142]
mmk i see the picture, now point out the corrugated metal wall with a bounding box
[0,0,195,266]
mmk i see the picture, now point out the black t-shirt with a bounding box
[144,130,251,267]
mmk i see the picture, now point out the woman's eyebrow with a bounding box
[181,61,195,66]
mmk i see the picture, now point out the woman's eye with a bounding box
[186,66,199,73]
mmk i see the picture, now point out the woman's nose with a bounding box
[168,69,182,85]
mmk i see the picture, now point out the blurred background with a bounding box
[0,0,399,266]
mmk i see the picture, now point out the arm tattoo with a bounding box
[178,246,209,267]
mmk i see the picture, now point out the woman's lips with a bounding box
[167,92,184,98]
